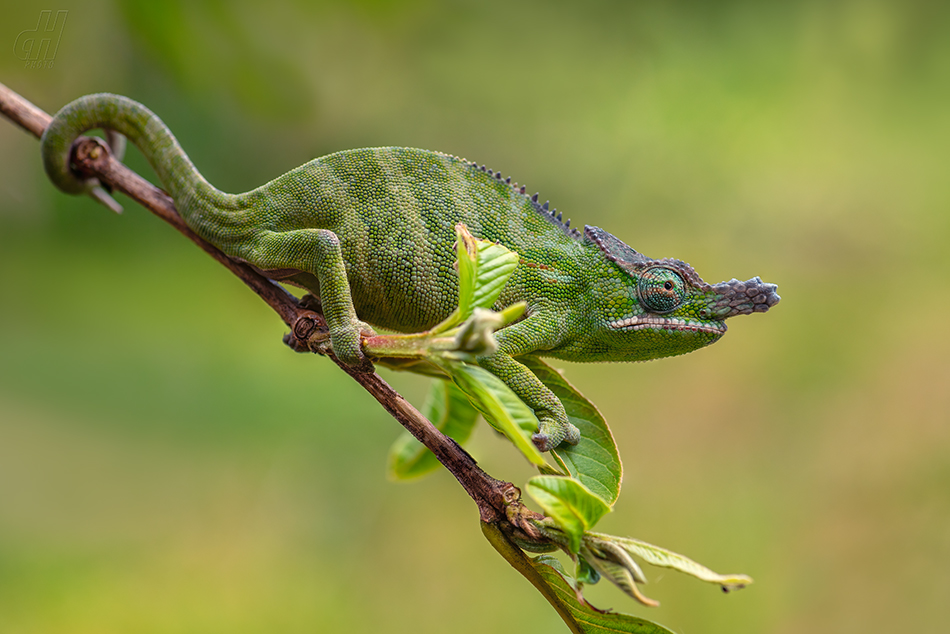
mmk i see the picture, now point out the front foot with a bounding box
[476,349,581,452]
[532,414,580,452]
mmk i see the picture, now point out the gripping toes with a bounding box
[532,414,581,452]
[328,321,375,366]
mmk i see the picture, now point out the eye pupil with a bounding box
[664,281,674,291]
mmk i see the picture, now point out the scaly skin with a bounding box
[41,94,780,451]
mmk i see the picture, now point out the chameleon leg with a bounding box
[240,227,373,365]
[308,229,370,366]
[480,312,580,450]
[478,352,580,451]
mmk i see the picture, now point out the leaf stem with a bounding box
[481,521,584,634]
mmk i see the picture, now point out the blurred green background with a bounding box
[1,1,948,632]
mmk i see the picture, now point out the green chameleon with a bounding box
[41,94,779,451]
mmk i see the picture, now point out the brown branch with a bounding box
[0,80,539,531]
[0,82,49,137]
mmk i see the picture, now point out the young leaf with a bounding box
[481,521,675,634]
[387,379,479,480]
[534,553,572,580]
[581,547,660,608]
[575,555,601,586]
[450,308,504,359]
[526,475,610,554]
[587,532,753,592]
[439,361,550,468]
[454,223,520,322]
[522,358,622,506]
[580,543,657,607]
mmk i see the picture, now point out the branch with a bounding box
[0,80,538,533]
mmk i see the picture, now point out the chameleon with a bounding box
[41,94,780,451]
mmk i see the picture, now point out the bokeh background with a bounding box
[2,1,948,632]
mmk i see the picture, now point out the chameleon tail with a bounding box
[40,93,237,217]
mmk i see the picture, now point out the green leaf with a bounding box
[387,379,479,480]
[587,532,753,592]
[575,555,601,586]
[439,362,549,468]
[454,223,520,322]
[529,560,672,633]
[534,553,572,579]
[522,358,622,506]
[526,475,610,554]
[580,543,657,608]
[481,522,675,634]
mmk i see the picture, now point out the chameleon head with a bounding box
[584,226,780,361]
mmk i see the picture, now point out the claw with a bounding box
[89,184,123,214]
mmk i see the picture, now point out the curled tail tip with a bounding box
[40,94,132,211]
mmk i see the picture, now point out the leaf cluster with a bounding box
[371,225,751,631]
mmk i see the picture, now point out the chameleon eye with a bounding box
[638,268,686,313]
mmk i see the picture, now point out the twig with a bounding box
[0,80,538,531]
[0,82,48,137]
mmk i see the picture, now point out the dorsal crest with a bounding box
[453,154,582,238]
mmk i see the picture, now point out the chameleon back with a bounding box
[196,147,588,333]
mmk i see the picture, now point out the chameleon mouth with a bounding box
[608,315,726,335]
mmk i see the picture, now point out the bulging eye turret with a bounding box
[638,267,686,313]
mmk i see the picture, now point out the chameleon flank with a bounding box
[41,94,780,451]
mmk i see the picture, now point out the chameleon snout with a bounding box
[709,277,780,318]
